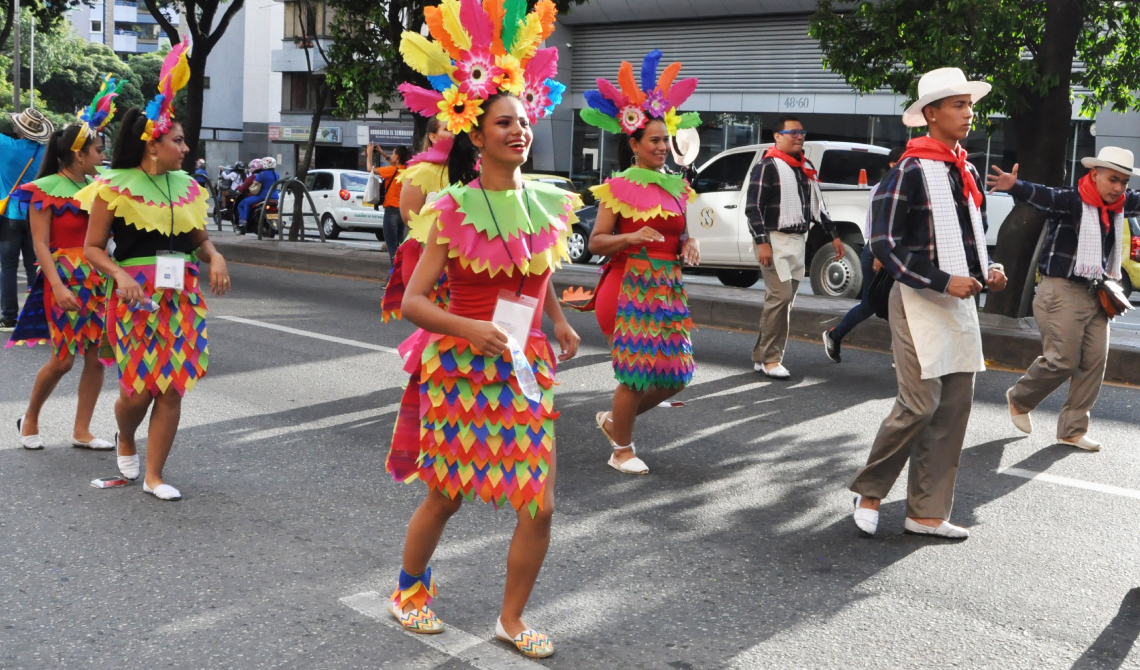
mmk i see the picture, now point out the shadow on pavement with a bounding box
[1071,588,1140,670]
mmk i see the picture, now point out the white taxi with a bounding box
[280,169,386,240]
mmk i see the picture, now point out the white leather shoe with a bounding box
[852,495,879,536]
[754,362,791,379]
[143,482,182,501]
[904,518,969,539]
[72,437,115,451]
[1007,388,1032,434]
[607,445,649,475]
[1059,435,1101,452]
[16,418,43,450]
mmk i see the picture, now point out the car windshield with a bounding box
[341,173,368,192]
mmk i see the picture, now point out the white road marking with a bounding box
[215,315,400,355]
[1000,466,1140,500]
[340,591,545,670]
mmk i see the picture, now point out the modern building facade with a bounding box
[67,1,174,56]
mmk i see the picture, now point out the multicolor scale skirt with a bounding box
[388,330,558,518]
[108,256,209,397]
[381,239,450,323]
[612,249,695,391]
[5,248,109,362]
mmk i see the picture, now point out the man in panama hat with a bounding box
[848,67,1008,540]
[988,146,1140,452]
[0,108,53,331]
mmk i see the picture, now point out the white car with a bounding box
[280,169,386,240]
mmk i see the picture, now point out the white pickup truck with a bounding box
[686,141,1014,297]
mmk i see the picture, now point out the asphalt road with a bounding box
[3,262,1140,669]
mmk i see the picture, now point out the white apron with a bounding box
[900,285,985,380]
[769,231,806,284]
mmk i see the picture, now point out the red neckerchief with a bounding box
[901,136,983,208]
[764,147,818,182]
[1077,173,1123,234]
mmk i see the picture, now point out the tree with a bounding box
[0,0,80,58]
[141,0,246,170]
[810,1,1140,317]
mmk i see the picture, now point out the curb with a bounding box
[211,236,1140,384]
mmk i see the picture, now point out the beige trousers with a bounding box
[1009,277,1110,440]
[849,284,976,520]
[753,261,799,365]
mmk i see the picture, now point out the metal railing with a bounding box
[254,177,325,243]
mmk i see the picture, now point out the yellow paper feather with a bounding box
[657,62,682,94]
[509,13,542,62]
[441,0,472,53]
[534,0,557,43]
[424,7,462,60]
[484,0,506,55]
[166,53,190,93]
[400,31,455,76]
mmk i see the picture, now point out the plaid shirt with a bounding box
[869,157,990,294]
[745,155,837,245]
[1008,180,1140,279]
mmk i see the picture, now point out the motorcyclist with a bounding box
[193,158,209,187]
[238,158,281,233]
[220,161,246,214]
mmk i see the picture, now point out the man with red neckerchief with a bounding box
[988,147,1140,453]
[745,114,844,380]
[848,68,1008,541]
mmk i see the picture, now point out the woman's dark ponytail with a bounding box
[111,107,150,170]
[34,124,91,180]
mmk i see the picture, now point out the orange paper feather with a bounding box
[618,61,645,106]
[425,6,463,59]
[657,62,682,94]
[534,0,557,43]
[484,0,506,55]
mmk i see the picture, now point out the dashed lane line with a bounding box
[340,591,545,670]
[215,315,400,355]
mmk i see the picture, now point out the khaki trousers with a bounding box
[753,261,799,365]
[849,284,976,520]
[1009,277,1110,440]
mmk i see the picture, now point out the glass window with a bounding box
[308,172,334,192]
[91,20,102,32]
[692,151,757,193]
[341,172,368,192]
[818,150,891,186]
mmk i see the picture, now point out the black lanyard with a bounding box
[141,169,176,253]
[479,183,534,297]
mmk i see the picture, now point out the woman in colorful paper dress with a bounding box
[579,51,702,475]
[380,117,454,323]
[80,41,231,502]
[383,0,578,659]
[7,78,123,451]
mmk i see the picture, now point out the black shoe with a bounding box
[823,329,841,363]
[0,318,16,333]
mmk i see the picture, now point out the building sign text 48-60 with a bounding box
[779,94,815,114]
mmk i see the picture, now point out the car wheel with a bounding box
[1121,269,1133,299]
[717,269,761,288]
[322,214,341,240]
[809,243,862,298]
[567,226,593,264]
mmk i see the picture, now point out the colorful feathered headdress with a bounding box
[580,50,701,136]
[398,0,566,135]
[142,38,192,141]
[71,73,125,152]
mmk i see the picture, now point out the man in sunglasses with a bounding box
[745,115,844,379]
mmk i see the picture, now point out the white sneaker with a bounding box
[754,362,791,379]
[143,482,182,501]
[903,518,969,539]
[1059,435,1101,452]
[852,495,878,536]
[1007,388,1032,434]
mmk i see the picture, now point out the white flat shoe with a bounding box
[607,446,649,475]
[852,495,879,536]
[495,617,554,659]
[1007,388,1032,434]
[143,482,181,501]
[904,518,969,539]
[72,437,115,451]
[16,418,44,450]
[114,433,140,480]
[754,362,791,379]
[1059,435,1101,452]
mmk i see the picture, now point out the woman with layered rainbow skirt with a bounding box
[384,0,578,659]
[80,41,230,502]
[579,51,702,475]
[380,117,453,323]
[7,79,122,451]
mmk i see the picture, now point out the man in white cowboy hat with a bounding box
[848,67,1008,539]
[0,108,53,331]
[745,114,846,380]
[987,147,1140,451]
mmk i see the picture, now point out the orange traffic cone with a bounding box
[858,168,868,186]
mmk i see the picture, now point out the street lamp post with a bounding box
[12,0,20,110]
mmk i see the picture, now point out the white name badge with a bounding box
[492,290,538,350]
[154,254,185,291]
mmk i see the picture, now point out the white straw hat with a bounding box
[9,107,54,142]
[1081,146,1140,177]
[902,68,992,128]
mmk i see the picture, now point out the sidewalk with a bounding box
[210,235,1140,385]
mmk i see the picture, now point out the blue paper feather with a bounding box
[427,73,454,92]
[584,90,618,116]
[543,79,565,117]
[640,49,663,92]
